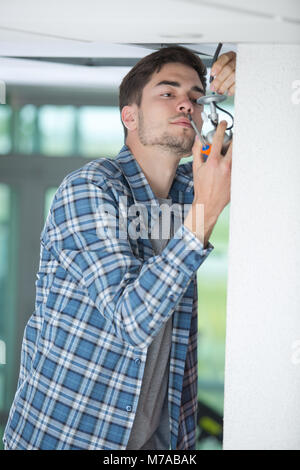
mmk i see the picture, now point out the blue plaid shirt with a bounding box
[4,145,213,450]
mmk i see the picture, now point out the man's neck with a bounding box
[126,138,183,199]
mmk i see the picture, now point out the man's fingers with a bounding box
[228,84,235,96]
[214,72,235,95]
[192,136,206,166]
[210,51,236,94]
[223,140,233,165]
[210,51,236,77]
[211,59,235,92]
[209,121,227,159]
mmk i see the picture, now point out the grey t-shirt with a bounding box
[126,197,175,450]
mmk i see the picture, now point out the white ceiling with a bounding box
[0,0,299,93]
[0,0,299,50]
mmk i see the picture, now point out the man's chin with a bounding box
[170,142,194,158]
[138,130,194,156]
[157,135,194,156]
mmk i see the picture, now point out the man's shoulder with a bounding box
[59,156,131,196]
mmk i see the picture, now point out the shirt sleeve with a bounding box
[43,176,214,350]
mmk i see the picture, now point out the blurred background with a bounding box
[0,43,234,450]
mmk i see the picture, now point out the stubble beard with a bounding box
[137,110,194,158]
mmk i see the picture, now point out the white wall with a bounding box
[223,44,300,450]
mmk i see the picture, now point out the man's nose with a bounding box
[176,97,193,114]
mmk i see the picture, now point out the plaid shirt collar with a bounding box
[115,144,194,208]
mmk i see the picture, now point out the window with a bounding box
[0,106,12,154]
[39,105,76,156]
[0,184,17,449]
[1,105,125,158]
[197,204,230,449]
[0,98,233,450]
[44,187,58,221]
[78,106,124,158]
[15,105,37,155]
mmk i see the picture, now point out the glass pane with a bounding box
[78,106,124,158]
[0,106,12,155]
[0,185,10,345]
[39,105,75,156]
[16,105,37,154]
[197,203,230,414]
[44,186,58,221]
[0,184,17,449]
[196,204,230,450]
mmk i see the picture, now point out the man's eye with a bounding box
[191,97,203,105]
[161,93,203,106]
[193,98,203,107]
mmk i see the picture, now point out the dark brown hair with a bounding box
[119,45,207,139]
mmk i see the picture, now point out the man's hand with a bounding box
[184,121,232,247]
[210,51,236,96]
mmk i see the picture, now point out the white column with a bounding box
[223,44,300,450]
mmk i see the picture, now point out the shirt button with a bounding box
[168,294,176,302]
[126,405,132,412]
[134,358,141,365]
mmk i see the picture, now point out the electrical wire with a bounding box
[215,103,234,130]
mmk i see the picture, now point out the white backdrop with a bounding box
[223,44,300,450]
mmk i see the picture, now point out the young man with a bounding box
[3,46,236,450]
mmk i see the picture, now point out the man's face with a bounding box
[136,62,205,157]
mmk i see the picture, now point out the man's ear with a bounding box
[121,105,138,132]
